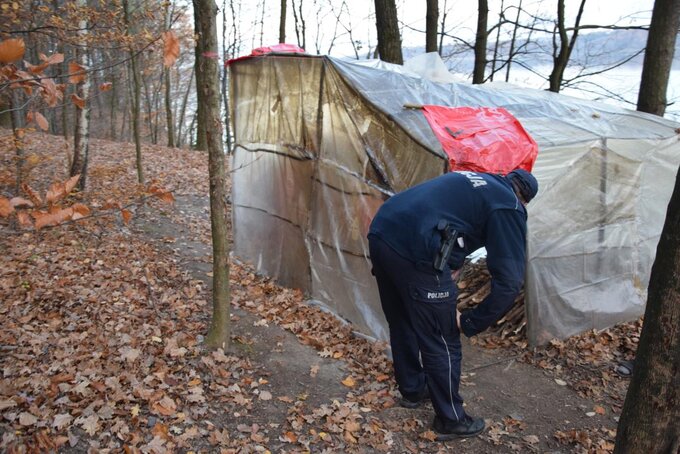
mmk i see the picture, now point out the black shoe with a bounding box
[432,415,485,440]
[399,387,429,409]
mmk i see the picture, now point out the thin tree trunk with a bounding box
[473,0,488,84]
[489,0,505,82]
[110,65,118,141]
[279,0,286,43]
[636,0,680,116]
[70,0,91,191]
[193,0,231,350]
[426,0,438,54]
[438,0,448,55]
[614,164,680,452]
[124,0,144,184]
[164,1,175,147]
[176,65,194,147]
[142,69,156,144]
[221,0,232,153]
[194,4,208,151]
[374,0,403,64]
[505,0,523,82]
[548,0,586,93]
[9,91,25,194]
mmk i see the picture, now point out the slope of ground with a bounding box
[0,131,638,453]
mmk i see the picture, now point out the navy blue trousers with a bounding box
[369,235,465,423]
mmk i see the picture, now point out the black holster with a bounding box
[433,220,458,272]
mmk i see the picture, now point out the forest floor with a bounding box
[0,131,640,453]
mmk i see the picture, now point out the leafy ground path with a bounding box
[0,132,631,452]
[130,179,619,453]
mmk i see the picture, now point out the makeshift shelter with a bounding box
[228,50,680,345]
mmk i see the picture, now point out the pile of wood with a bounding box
[456,260,527,343]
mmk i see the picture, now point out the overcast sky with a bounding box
[225,0,655,59]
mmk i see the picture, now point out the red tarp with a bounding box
[422,106,538,174]
[227,43,306,65]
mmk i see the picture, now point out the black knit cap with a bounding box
[507,169,538,203]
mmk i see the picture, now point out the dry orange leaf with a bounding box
[45,174,80,204]
[156,191,175,204]
[341,376,356,387]
[99,82,112,92]
[0,38,25,63]
[26,61,49,75]
[33,208,73,229]
[151,396,177,416]
[163,31,180,67]
[43,52,64,65]
[71,203,90,219]
[27,111,49,131]
[281,431,297,443]
[121,209,132,224]
[10,197,33,208]
[17,211,33,228]
[420,430,437,442]
[68,61,86,84]
[71,93,85,109]
[21,183,43,206]
[0,196,13,217]
[594,405,606,415]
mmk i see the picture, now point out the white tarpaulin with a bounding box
[229,52,680,345]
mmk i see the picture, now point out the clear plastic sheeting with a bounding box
[229,53,680,345]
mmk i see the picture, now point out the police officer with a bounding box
[367,169,538,440]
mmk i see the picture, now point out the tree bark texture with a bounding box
[193,6,208,151]
[193,0,231,351]
[124,0,144,184]
[165,68,175,147]
[614,166,680,452]
[70,0,91,191]
[374,0,403,64]
[9,91,25,194]
[473,0,488,84]
[636,0,680,116]
[425,0,438,54]
[279,0,286,43]
[548,0,586,93]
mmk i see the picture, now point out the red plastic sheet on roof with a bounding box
[422,105,538,174]
[227,43,306,65]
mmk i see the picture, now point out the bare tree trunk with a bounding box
[9,91,25,193]
[194,5,208,151]
[548,0,586,93]
[109,65,118,141]
[438,0,448,55]
[193,0,231,350]
[70,0,91,191]
[142,69,156,144]
[165,2,175,147]
[177,65,194,147]
[279,0,286,43]
[374,0,403,64]
[636,0,680,116]
[614,164,680,452]
[426,0,438,54]
[221,0,233,153]
[124,0,144,183]
[473,0,488,84]
[505,0,523,82]
[489,0,505,82]
[291,0,306,49]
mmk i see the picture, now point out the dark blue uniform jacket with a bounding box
[368,171,527,337]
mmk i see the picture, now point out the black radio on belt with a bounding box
[434,220,458,272]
